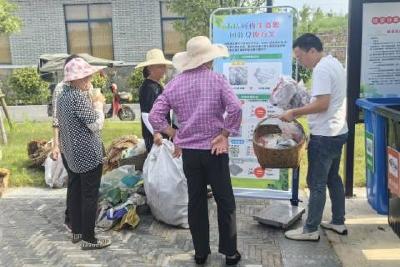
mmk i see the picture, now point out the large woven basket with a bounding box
[27,140,52,167]
[253,118,306,169]
[118,152,148,171]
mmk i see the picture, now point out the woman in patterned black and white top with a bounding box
[57,58,111,250]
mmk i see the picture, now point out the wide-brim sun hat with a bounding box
[135,48,172,69]
[64,57,106,82]
[172,36,229,72]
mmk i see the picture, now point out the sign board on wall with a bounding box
[361,2,400,97]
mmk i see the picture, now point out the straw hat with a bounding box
[135,49,172,69]
[172,36,229,72]
[64,58,106,82]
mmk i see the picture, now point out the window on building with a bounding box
[0,35,12,64]
[64,3,113,59]
[160,2,186,58]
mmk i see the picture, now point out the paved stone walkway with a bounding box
[0,188,341,267]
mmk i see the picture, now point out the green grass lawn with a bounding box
[0,120,366,189]
[0,121,141,187]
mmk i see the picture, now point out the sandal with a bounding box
[81,238,111,250]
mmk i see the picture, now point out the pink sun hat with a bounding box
[63,58,107,82]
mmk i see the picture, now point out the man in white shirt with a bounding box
[280,33,348,241]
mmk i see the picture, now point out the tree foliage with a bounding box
[167,0,265,39]
[127,68,144,103]
[296,5,347,35]
[7,68,49,105]
[294,5,347,83]
[92,72,108,90]
[0,0,22,34]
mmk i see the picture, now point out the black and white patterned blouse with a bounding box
[57,84,104,173]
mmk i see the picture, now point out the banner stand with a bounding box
[210,6,305,229]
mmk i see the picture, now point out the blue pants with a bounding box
[304,133,348,232]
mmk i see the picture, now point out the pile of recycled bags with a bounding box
[95,135,149,231]
[96,165,147,231]
[104,135,142,172]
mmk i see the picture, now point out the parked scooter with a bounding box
[105,83,135,121]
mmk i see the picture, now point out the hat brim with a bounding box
[135,59,173,69]
[64,65,106,82]
[173,44,229,72]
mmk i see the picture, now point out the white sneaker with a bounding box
[320,222,348,235]
[284,227,320,241]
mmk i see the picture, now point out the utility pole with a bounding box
[344,0,363,197]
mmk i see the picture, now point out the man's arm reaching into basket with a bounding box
[279,94,330,122]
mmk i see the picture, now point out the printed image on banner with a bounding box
[212,12,293,189]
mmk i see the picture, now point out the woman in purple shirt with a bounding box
[149,36,242,266]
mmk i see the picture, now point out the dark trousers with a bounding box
[61,154,72,224]
[305,133,348,232]
[144,135,154,153]
[62,143,105,225]
[182,149,237,256]
[64,163,102,242]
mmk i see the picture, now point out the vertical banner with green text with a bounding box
[212,13,293,191]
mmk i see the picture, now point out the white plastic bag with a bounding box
[270,76,310,110]
[142,140,189,228]
[43,155,68,188]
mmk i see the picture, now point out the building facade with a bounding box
[0,0,185,65]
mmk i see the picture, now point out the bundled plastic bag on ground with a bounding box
[43,155,68,188]
[99,165,142,204]
[121,139,146,159]
[104,135,140,171]
[100,165,141,191]
[142,140,189,228]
